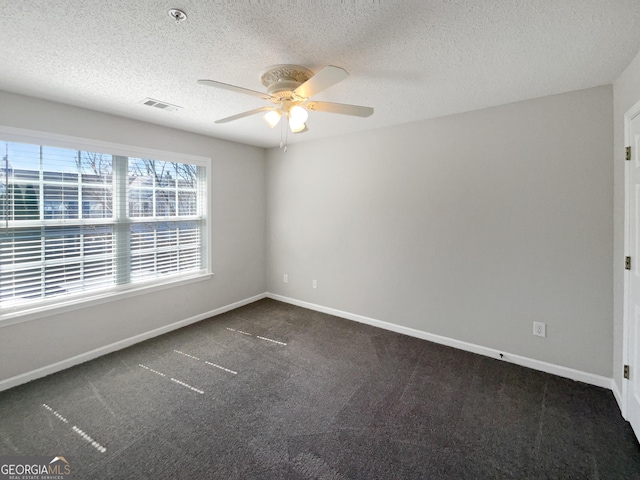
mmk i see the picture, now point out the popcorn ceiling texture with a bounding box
[0,0,639,147]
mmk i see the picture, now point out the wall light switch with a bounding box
[312,279,317,289]
[283,274,288,283]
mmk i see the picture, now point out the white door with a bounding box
[627,111,640,441]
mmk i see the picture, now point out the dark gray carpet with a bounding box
[0,298,639,479]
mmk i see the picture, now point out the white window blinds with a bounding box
[0,140,207,311]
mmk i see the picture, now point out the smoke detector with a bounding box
[168,8,187,24]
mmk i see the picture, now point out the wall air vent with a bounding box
[139,98,182,112]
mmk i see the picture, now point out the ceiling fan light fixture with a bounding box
[289,119,307,133]
[293,124,308,134]
[263,110,282,128]
[289,105,309,123]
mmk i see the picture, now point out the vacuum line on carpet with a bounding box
[42,404,69,424]
[138,364,204,395]
[138,364,205,394]
[226,327,287,345]
[72,425,107,453]
[138,364,165,376]
[174,349,238,375]
[204,361,238,375]
[42,404,107,453]
[174,349,201,360]
[256,336,287,346]
[226,327,252,336]
[170,378,204,394]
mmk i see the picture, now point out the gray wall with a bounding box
[0,91,266,382]
[613,49,640,391]
[0,82,619,384]
[266,86,613,377]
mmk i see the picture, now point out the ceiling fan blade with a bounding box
[215,107,274,124]
[294,66,349,99]
[198,79,270,100]
[306,101,374,117]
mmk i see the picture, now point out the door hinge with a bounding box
[624,365,630,380]
[626,256,631,270]
[627,146,632,161]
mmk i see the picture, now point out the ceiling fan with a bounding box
[198,65,374,135]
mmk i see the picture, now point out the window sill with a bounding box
[0,272,213,328]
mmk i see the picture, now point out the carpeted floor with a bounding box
[0,298,639,479]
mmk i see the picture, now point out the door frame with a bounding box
[622,99,640,419]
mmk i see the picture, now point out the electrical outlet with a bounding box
[312,279,317,289]
[283,274,288,283]
[533,321,546,338]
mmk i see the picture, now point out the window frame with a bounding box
[0,126,212,326]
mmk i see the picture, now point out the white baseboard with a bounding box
[0,293,266,392]
[611,379,625,416]
[267,293,613,390]
[2,291,615,394]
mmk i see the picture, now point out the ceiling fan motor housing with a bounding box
[261,65,313,101]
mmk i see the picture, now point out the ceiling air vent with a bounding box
[139,98,182,112]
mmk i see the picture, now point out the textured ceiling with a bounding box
[1,0,640,148]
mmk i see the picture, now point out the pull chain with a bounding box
[280,115,284,149]
[280,113,289,153]
[284,121,289,153]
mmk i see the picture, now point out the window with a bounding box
[0,133,209,317]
